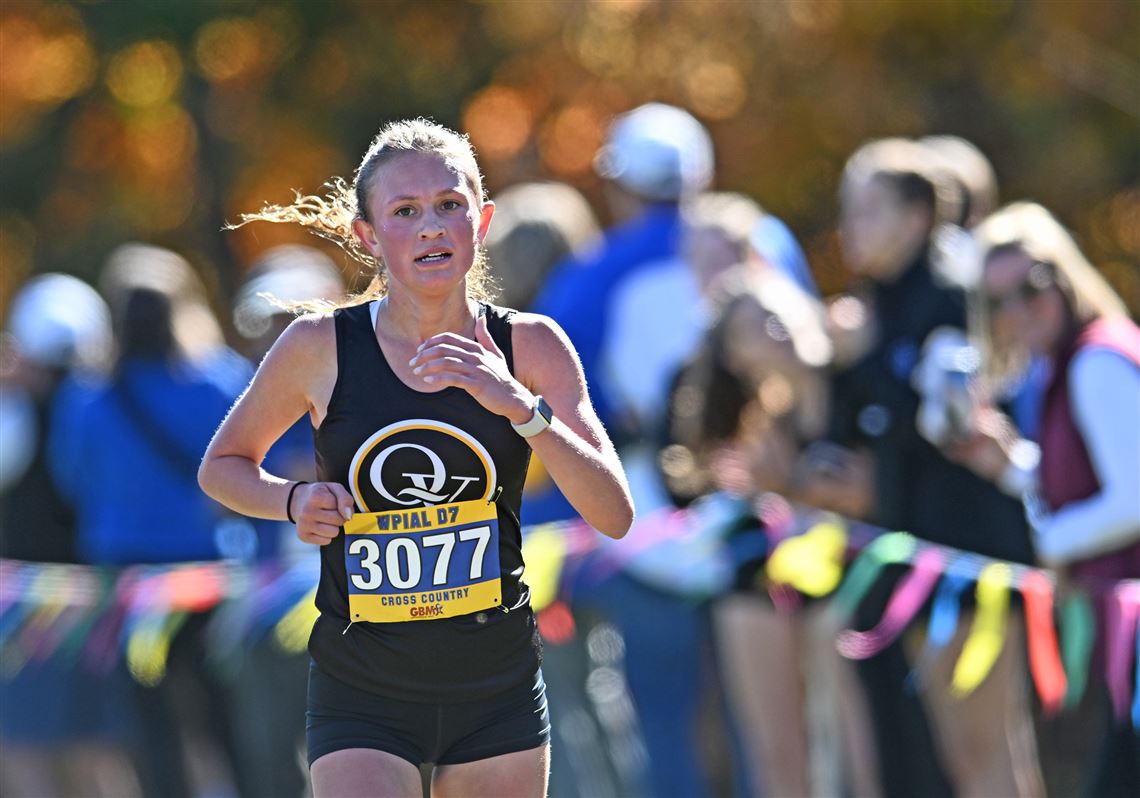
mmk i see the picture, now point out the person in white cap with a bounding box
[529,103,725,798]
[0,274,141,797]
[1,273,111,549]
[530,103,714,459]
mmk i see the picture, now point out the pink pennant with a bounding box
[1105,582,1140,722]
[837,547,944,659]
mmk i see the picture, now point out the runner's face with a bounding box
[354,151,494,296]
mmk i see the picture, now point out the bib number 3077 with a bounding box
[342,499,502,623]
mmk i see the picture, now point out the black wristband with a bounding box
[286,481,309,524]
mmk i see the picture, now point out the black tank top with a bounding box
[308,300,540,702]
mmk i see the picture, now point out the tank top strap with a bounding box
[478,302,517,375]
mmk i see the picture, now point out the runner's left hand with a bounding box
[410,314,533,424]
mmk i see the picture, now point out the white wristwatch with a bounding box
[511,395,554,438]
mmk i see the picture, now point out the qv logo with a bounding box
[349,420,497,512]
[371,442,479,505]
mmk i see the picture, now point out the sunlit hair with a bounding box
[230,118,495,310]
[920,135,998,228]
[682,191,764,262]
[973,201,1129,384]
[484,181,600,311]
[100,243,225,368]
[842,137,962,228]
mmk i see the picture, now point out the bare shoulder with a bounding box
[510,312,577,362]
[269,312,337,365]
[250,311,339,425]
[509,312,582,390]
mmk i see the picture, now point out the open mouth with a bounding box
[415,250,452,265]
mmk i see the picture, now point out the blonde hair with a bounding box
[842,137,962,228]
[230,119,496,310]
[101,242,225,365]
[920,135,999,227]
[683,191,764,259]
[973,201,1129,384]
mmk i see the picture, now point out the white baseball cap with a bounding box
[6,273,111,369]
[594,103,714,201]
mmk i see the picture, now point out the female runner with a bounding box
[199,119,634,797]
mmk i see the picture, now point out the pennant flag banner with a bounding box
[1,504,1137,711]
[837,546,944,660]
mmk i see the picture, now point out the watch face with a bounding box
[536,397,554,423]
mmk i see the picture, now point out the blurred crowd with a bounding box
[1,101,1137,798]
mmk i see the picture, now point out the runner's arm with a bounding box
[198,314,353,545]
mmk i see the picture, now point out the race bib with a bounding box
[343,499,502,623]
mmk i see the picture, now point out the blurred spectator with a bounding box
[535,102,722,797]
[484,181,601,313]
[603,191,764,463]
[666,267,881,798]
[602,190,817,458]
[233,245,344,362]
[0,274,138,797]
[485,181,605,527]
[48,244,252,798]
[482,184,637,796]
[959,202,1139,797]
[226,244,344,797]
[50,243,252,563]
[1,274,110,558]
[813,138,1042,798]
[586,190,817,797]
[531,101,713,459]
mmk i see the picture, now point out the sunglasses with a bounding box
[985,261,1056,315]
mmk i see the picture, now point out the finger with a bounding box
[414,357,476,380]
[299,524,339,546]
[303,508,351,527]
[421,371,476,387]
[411,345,479,368]
[324,482,355,521]
[297,483,338,512]
[475,314,504,359]
[418,333,480,354]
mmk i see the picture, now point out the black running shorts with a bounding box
[305,661,550,768]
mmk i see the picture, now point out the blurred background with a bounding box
[1,2,1138,798]
[0,0,1136,316]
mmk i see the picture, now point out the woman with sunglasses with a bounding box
[959,201,1139,796]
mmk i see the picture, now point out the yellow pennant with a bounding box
[126,611,188,687]
[520,525,567,613]
[765,519,848,597]
[274,588,319,654]
[951,562,1011,697]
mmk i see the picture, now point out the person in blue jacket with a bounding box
[49,243,252,798]
[526,102,714,525]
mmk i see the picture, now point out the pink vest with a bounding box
[1039,316,1140,583]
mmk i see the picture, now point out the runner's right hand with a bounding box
[294,482,355,545]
